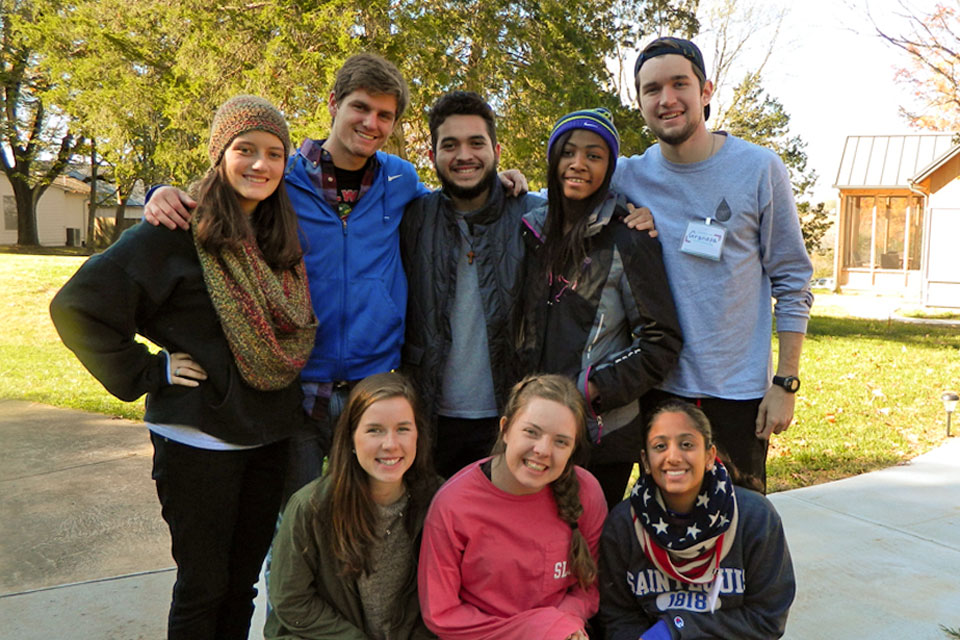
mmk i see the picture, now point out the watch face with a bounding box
[775,376,800,392]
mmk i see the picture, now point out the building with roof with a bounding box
[0,170,145,248]
[0,173,90,246]
[832,133,960,308]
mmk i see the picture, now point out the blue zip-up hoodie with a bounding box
[285,146,429,383]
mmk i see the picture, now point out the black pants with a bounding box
[434,414,500,479]
[151,433,288,640]
[282,382,355,504]
[640,389,768,492]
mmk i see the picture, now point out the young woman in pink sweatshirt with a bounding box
[418,374,608,640]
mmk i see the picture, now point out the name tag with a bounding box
[680,219,726,261]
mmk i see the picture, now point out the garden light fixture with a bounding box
[943,391,959,437]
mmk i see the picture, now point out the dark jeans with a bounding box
[434,414,500,479]
[282,382,355,504]
[641,389,768,493]
[150,433,288,640]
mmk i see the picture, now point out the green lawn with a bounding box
[2,252,958,492]
[0,252,145,420]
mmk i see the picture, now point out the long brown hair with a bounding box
[191,161,303,271]
[491,374,597,589]
[314,372,438,578]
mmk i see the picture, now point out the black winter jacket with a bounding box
[518,195,682,464]
[50,222,303,445]
[400,184,544,424]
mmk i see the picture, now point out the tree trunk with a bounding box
[11,175,39,247]
[112,196,129,243]
[87,139,98,247]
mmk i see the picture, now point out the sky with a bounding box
[698,0,943,204]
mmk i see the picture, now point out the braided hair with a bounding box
[492,374,597,589]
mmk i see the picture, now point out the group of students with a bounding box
[49,49,795,640]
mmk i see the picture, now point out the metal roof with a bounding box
[833,133,959,189]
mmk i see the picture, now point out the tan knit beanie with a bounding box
[208,95,291,166]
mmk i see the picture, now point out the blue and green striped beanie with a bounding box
[547,108,620,168]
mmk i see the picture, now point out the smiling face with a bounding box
[221,130,286,215]
[325,89,398,170]
[642,410,717,514]
[430,114,500,211]
[492,396,578,495]
[556,129,611,201]
[352,395,417,504]
[636,53,712,148]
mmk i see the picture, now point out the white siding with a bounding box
[924,206,960,308]
[0,174,89,246]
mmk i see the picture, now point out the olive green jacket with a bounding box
[264,476,435,640]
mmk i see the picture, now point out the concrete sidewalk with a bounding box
[1,399,959,639]
[770,440,960,639]
[0,399,268,639]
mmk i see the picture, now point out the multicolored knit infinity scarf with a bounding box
[629,459,738,586]
[193,220,317,391]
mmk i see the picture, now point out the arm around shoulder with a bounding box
[143,185,196,230]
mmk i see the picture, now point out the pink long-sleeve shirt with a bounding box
[418,460,608,640]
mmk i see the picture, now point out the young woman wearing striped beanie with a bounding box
[516,107,682,508]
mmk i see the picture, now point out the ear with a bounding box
[706,444,718,471]
[327,91,338,120]
[640,450,651,475]
[499,415,508,434]
[701,79,714,107]
[493,142,502,165]
[428,148,436,166]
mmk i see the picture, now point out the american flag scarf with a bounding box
[629,459,738,588]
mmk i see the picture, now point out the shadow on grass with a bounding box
[805,315,960,348]
[767,448,902,494]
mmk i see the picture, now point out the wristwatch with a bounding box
[772,375,801,393]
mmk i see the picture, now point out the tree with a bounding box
[691,0,828,251]
[722,70,828,252]
[160,0,700,185]
[0,0,84,246]
[610,0,699,102]
[697,0,785,130]
[872,1,960,131]
[36,0,195,190]
[31,0,703,246]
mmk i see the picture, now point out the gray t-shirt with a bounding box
[436,216,498,418]
[611,133,813,399]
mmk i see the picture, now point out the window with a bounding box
[843,195,923,270]
[3,196,15,231]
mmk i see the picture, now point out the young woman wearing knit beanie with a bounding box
[51,94,316,640]
[264,371,443,640]
[417,374,608,640]
[516,108,683,508]
[598,402,795,639]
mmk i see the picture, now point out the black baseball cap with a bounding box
[634,37,710,121]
